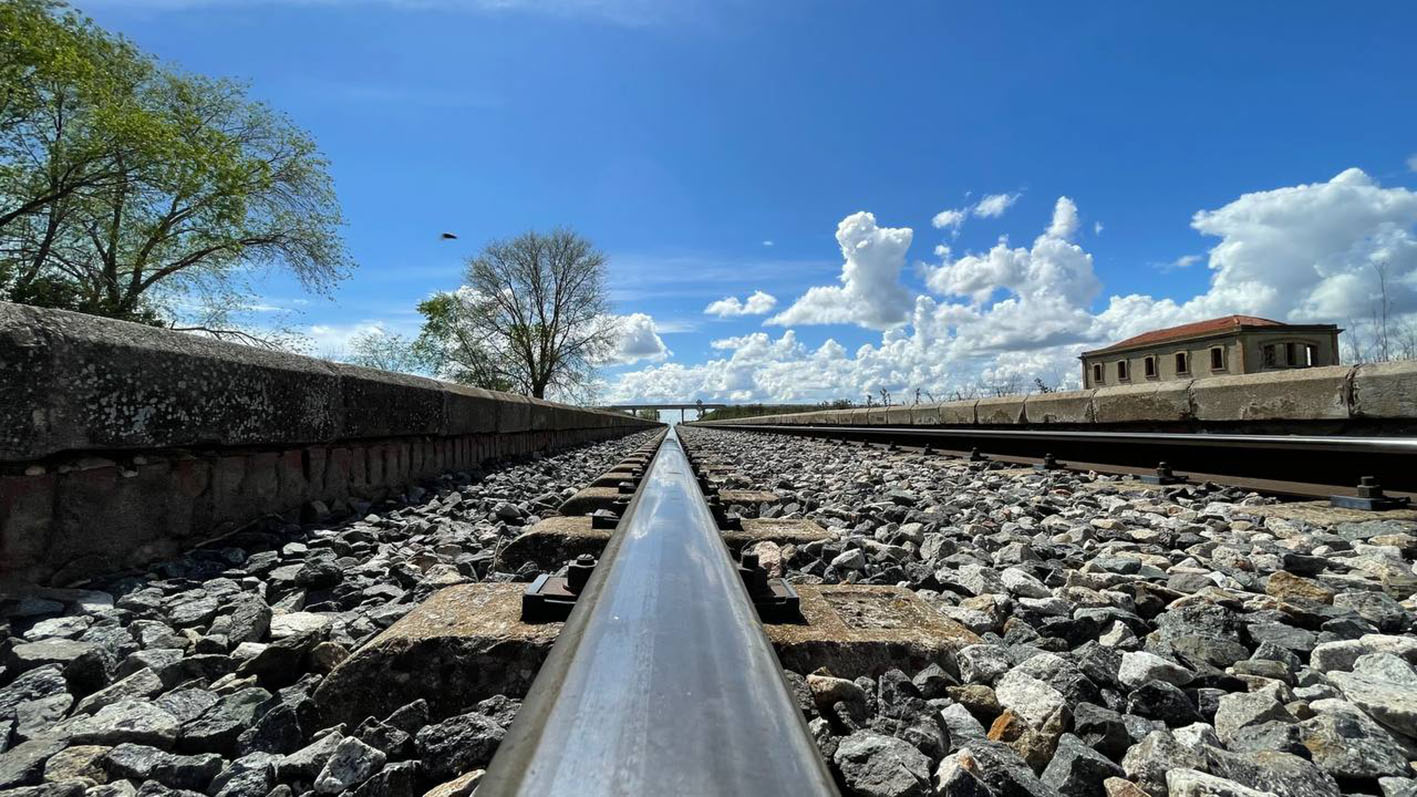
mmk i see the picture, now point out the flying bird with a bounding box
[440,232,458,240]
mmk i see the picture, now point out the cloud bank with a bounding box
[607,168,1417,403]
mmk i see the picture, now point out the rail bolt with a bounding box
[567,554,596,593]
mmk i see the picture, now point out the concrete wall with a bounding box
[0,303,659,586]
[697,360,1417,432]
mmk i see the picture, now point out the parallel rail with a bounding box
[699,423,1417,496]
[479,430,839,796]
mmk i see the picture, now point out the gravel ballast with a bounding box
[0,431,658,796]
[679,426,1417,797]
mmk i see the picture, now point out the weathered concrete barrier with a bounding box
[695,361,1417,433]
[0,303,658,587]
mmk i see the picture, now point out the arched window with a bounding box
[1144,356,1157,378]
[1092,363,1104,384]
[1117,361,1129,381]
[1210,347,1225,371]
[1175,352,1189,374]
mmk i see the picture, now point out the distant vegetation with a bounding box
[0,1,349,346]
[698,400,855,421]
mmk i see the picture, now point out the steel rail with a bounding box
[701,423,1417,492]
[477,429,839,797]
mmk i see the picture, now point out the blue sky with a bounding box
[87,0,1417,403]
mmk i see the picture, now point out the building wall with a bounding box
[1239,329,1342,373]
[1080,327,1342,388]
[1081,336,1244,388]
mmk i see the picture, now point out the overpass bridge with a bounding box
[600,401,729,422]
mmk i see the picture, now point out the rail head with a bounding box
[478,429,839,796]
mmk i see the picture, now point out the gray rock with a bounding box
[1121,730,1205,796]
[1165,769,1271,797]
[24,616,93,641]
[945,740,1054,797]
[278,731,345,780]
[1213,691,1294,745]
[954,565,1006,597]
[103,743,223,791]
[1203,747,1341,797]
[165,590,219,628]
[993,670,1065,729]
[933,753,992,797]
[1297,709,1411,779]
[414,710,505,781]
[0,737,69,789]
[1040,732,1124,796]
[956,645,1012,685]
[67,700,180,747]
[0,665,69,720]
[40,744,108,784]
[938,703,987,743]
[176,687,270,755]
[224,594,272,645]
[154,689,219,724]
[1117,651,1193,689]
[208,752,278,797]
[314,736,386,794]
[14,693,73,740]
[76,668,163,715]
[832,731,932,797]
[1072,702,1132,760]
[7,639,109,693]
[1125,680,1203,728]
[831,549,867,571]
[1329,667,1417,738]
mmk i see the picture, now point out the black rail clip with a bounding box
[706,495,743,531]
[1331,477,1412,512]
[738,551,801,623]
[590,511,620,530]
[1141,461,1187,485]
[1034,452,1065,471]
[522,554,597,623]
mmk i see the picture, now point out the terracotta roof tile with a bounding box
[1087,315,1283,354]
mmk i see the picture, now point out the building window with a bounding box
[1144,356,1157,378]
[1117,361,1129,381]
[1263,344,1277,367]
[1285,342,1297,367]
[1175,352,1189,374]
[1092,363,1103,385]
[1210,347,1225,370]
[1305,344,1317,367]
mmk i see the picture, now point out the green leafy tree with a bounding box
[1,1,350,337]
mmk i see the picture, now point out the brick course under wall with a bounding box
[0,303,657,587]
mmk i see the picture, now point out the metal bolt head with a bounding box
[567,554,596,593]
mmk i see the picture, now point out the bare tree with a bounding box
[423,228,614,400]
[1372,261,1392,363]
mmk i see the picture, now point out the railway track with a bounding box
[698,422,1417,502]
[479,428,841,795]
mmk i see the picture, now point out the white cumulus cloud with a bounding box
[605,167,1417,404]
[931,208,968,231]
[973,192,1021,218]
[602,312,671,365]
[704,290,778,317]
[767,211,913,329]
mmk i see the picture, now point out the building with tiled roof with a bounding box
[1079,315,1342,389]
